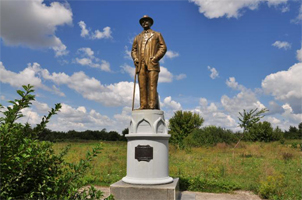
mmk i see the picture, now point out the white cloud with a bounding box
[79,47,95,58]
[221,91,266,117]
[92,27,112,39]
[267,101,283,115]
[24,100,131,132]
[296,47,302,62]
[199,98,208,108]
[291,4,302,24]
[32,101,51,113]
[121,64,135,78]
[42,68,135,107]
[281,5,290,12]
[124,46,132,60]
[159,67,173,83]
[272,41,291,50]
[78,21,112,40]
[192,99,237,130]
[98,60,111,72]
[0,62,43,88]
[161,50,179,63]
[223,77,266,117]
[262,63,302,113]
[175,74,187,80]
[226,77,245,91]
[79,21,89,37]
[281,104,302,124]
[189,0,288,19]
[165,51,179,59]
[47,103,117,132]
[75,48,111,72]
[76,58,92,66]
[113,106,132,129]
[18,108,41,125]
[0,0,72,56]
[162,96,182,111]
[0,62,65,96]
[207,66,219,79]
[0,62,138,107]
[265,116,281,125]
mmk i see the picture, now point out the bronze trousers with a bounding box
[138,61,159,109]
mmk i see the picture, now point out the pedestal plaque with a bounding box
[135,145,153,162]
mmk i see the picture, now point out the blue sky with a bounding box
[0,0,301,133]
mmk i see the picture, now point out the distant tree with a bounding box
[238,108,268,132]
[284,124,302,139]
[169,110,204,149]
[184,126,238,147]
[108,131,120,141]
[245,121,274,142]
[234,108,268,150]
[273,126,284,141]
[121,128,129,141]
[289,126,298,133]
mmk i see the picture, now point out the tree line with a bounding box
[37,128,128,142]
[36,110,301,146]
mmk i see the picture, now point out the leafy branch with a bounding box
[233,108,268,152]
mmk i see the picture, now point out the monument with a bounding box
[110,15,179,200]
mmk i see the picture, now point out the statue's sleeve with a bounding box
[131,36,138,61]
[154,33,167,61]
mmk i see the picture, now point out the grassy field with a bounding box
[53,140,302,200]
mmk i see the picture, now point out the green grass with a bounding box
[53,140,302,200]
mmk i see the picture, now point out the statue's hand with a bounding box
[150,57,158,63]
[134,58,139,65]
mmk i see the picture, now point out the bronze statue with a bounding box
[132,15,167,110]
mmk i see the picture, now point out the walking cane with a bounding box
[132,68,137,111]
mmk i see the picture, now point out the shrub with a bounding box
[291,142,298,149]
[258,173,284,199]
[238,108,268,132]
[184,126,238,147]
[244,121,282,142]
[0,85,103,199]
[169,110,204,149]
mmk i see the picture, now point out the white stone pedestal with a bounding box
[122,110,173,185]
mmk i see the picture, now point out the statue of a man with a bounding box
[131,15,167,110]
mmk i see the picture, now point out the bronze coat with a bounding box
[131,29,167,73]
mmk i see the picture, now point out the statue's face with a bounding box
[141,19,152,29]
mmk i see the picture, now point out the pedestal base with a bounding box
[110,178,180,200]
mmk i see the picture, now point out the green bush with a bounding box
[291,142,298,149]
[169,110,204,149]
[284,124,302,139]
[184,126,238,147]
[0,85,103,199]
[258,173,284,199]
[244,121,282,142]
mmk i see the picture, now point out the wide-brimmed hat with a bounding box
[139,15,154,26]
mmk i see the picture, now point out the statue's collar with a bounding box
[141,29,153,34]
